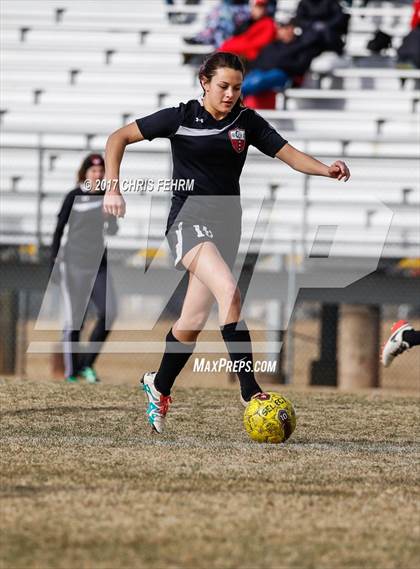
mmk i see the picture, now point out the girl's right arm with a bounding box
[103,122,145,217]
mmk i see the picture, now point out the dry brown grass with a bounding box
[1,379,419,569]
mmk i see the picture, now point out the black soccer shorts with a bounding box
[165,195,242,271]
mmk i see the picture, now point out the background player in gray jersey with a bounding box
[50,154,118,383]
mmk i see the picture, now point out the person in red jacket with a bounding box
[411,0,420,29]
[219,0,277,62]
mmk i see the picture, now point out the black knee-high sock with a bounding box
[220,320,262,401]
[403,330,420,347]
[154,328,196,396]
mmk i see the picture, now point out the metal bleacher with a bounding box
[1,0,419,261]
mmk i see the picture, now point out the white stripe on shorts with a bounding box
[174,221,183,267]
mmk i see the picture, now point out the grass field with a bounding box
[1,379,419,569]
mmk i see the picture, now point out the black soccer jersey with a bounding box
[136,98,287,198]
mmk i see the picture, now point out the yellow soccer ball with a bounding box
[244,392,297,444]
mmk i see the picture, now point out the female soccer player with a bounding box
[103,52,350,433]
[50,154,118,383]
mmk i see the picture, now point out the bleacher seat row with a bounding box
[1,0,419,259]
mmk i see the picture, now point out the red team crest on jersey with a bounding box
[228,128,246,153]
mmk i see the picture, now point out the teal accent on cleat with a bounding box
[141,372,172,434]
[65,375,78,383]
[80,367,100,384]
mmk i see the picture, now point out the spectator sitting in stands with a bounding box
[183,0,277,46]
[397,0,420,69]
[184,0,250,47]
[293,0,350,55]
[219,0,277,64]
[241,20,324,98]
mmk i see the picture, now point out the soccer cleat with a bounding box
[381,320,413,368]
[65,375,78,383]
[240,391,269,408]
[141,372,172,433]
[80,366,100,384]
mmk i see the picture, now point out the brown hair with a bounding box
[77,153,104,183]
[198,52,245,96]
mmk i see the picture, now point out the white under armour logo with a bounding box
[195,117,204,123]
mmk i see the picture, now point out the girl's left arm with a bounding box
[276,143,350,181]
